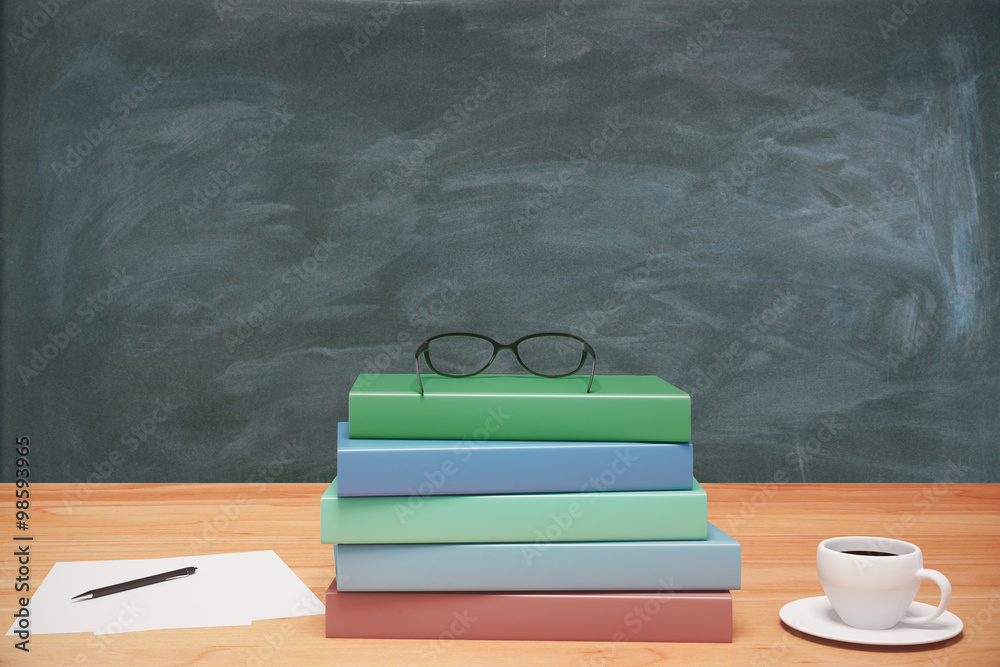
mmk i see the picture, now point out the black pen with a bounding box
[71,566,197,601]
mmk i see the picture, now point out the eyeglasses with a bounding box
[415,332,596,393]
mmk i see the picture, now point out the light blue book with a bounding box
[336,423,693,496]
[333,523,740,592]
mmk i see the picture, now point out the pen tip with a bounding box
[71,593,93,602]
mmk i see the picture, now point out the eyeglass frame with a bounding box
[414,332,596,394]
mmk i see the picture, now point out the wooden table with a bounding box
[2,483,998,666]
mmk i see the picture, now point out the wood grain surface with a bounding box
[1,483,998,666]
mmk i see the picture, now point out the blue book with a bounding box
[333,523,741,592]
[335,423,693,496]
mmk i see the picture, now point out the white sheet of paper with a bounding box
[7,551,324,636]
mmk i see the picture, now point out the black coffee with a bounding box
[840,550,898,557]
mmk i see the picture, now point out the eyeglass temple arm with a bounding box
[415,342,430,394]
[583,341,596,393]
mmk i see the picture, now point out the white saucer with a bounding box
[779,596,963,646]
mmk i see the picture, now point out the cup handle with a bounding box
[902,568,952,625]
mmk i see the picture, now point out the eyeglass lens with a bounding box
[427,334,586,377]
[514,335,586,376]
[426,335,495,376]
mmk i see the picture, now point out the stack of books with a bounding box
[320,373,740,642]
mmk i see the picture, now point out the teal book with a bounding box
[348,374,690,443]
[320,477,708,544]
[333,523,740,591]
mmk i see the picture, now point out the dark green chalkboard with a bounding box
[2,0,998,483]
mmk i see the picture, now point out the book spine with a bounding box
[325,580,732,642]
[348,388,690,442]
[321,479,708,544]
[336,423,693,496]
[333,524,740,591]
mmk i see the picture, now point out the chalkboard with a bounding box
[2,0,998,484]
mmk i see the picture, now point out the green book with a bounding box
[320,477,708,544]
[348,374,690,443]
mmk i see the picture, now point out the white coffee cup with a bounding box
[817,536,951,630]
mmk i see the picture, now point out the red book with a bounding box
[325,579,732,642]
